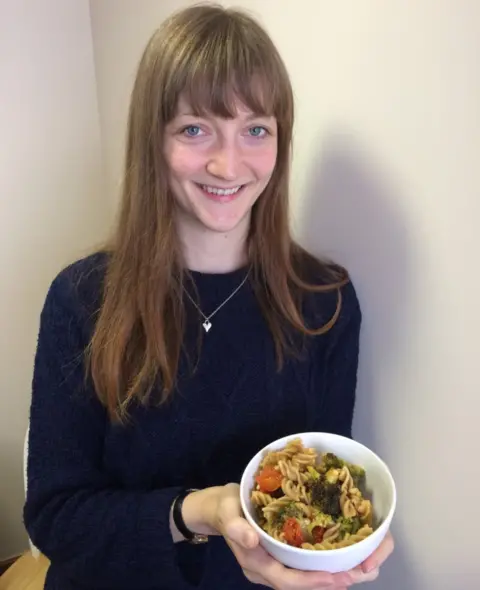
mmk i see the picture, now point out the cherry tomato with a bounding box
[282,517,304,547]
[255,466,283,493]
[312,526,325,544]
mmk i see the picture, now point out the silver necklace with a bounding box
[183,267,251,332]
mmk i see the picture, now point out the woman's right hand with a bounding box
[206,483,358,589]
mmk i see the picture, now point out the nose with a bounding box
[206,138,241,181]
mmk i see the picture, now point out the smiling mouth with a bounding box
[199,184,244,196]
[195,183,247,200]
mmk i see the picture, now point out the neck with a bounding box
[176,215,250,274]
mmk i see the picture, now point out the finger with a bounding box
[349,566,380,584]
[361,568,379,583]
[224,516,259,550]
[260,556,352,590]
[330,580,357,589]
[361,532,394,573]
[227,541,279,588]
[229,536,352,590]
[226,538,275,581]
[229,538,337,589]
[243,567,273,587]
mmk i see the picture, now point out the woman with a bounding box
[24,4,393,590]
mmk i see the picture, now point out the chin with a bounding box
[196,199,255,235]
[200,215,249,234]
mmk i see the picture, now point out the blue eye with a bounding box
[183,125,202,137]
[249,126,267,138]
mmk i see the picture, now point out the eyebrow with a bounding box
[175,111,273,121]
[245,112,273,121]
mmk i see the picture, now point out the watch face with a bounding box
[191,533,209,544]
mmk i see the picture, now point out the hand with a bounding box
[208,483,354,589]
[342,530,394,586]
[359,530,394,579]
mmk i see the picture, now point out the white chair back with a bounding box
[24,424,41,559]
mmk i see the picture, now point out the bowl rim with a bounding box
[240,431,397,555]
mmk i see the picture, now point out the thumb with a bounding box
[225,516,259,550]
[219,484,259,550]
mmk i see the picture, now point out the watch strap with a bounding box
[172,489,209,544]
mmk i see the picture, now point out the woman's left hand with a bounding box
[346,531,395,585]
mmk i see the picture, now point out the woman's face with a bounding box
[164,97,278,235]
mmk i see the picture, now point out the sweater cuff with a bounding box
[136,488,210,590]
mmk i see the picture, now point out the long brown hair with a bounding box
[88,3,349,421]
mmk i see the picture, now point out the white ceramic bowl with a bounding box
[240,432,396,573]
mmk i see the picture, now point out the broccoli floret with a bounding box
[307,466,321,481]
[319,455,368,497]
[347,463,365,479]
[275,502,302,525]
[325,468,340,484]
[337,516,361,535]
[283,503,303,519]
[311,476,341,517]
[321,452,345,471]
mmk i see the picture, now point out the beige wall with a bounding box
[2,1,479,587]
[0,0,110,558]
[90,1,479,589]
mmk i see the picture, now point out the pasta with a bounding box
[250,438,376,551]
[277,459,309,483]
[250,491,274,507]
[262,496,292,522]
[340,491,357,519]
[281,478,310,503]
[259,439,305,468]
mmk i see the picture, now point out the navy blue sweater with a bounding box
[24,252,361,590]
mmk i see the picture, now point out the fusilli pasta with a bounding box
[250,438,376,551]
[251,491,274,507]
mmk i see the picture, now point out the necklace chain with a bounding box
[183,267,251,332]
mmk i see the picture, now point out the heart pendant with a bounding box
[203,319,212,332]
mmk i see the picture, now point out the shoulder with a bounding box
[41,251,109,337]
[293,246,361,336]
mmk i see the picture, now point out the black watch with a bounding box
[172,489,209,545]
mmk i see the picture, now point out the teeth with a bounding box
[202,185,241,196]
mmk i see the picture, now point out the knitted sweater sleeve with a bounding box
[23,269,201,590]
[312,279,362,438]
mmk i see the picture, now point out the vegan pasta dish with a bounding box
[250,438,375,550]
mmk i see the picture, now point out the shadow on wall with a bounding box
[298,133,415,590]
[0,441,29,554]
